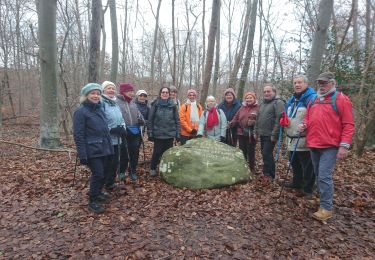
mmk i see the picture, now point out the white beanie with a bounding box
[102,81,116,90]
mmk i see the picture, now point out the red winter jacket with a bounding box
[304,92,355,149]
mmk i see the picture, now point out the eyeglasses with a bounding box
[139,94,147,97]
[170,91,177,93]
[161,91,169,94]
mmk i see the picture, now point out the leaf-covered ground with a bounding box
[1,123,374,259]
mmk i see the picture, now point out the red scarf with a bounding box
[206,107,219,130]
[121,93,132,103]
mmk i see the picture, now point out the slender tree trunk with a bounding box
[352,0,359,70]
[212,2,221,97]
[88,0,102,82]
[110,0,118,82]
[237,0,258,100]
[38,0,60,148]
[200,0,220,104]
[99,6,106,80]
[306,0,333,84]
[228,0,251,89]
[172,0,177,86]
[201,0,206,87]
[150,0,162,85]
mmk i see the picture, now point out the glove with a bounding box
[247,119,256,127]
[138,118,145,126]
[279,112,290,127]
[220,136,226,143]
[196,135,203,138]
[148,136,154,142]
[110,125,126,136]
[228,121,235,128]
[80,158,88,165]
[190,129,197,135]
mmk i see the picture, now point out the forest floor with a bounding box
[0,122,374,259]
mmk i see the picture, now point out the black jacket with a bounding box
[73,101,114,160]
[147,98,180,139]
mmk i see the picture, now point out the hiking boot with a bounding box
[88,199,105,214]
[284,182,302,189]
[96,192,111,204]
[150,169,157,177]
[312,208,333,221]
[130,172,137,182]
[105,183,117,192]
[118,172,126,181]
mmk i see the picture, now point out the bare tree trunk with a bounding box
[38,0,60,148]
[306,0,333,84]
[121,0,128,79]
[352,0,359,70]
[150,0,162,85]
[110,0,118,82]
[212,2,221,97]
[172,0,177,85]
[200,0,220,104]
[201,0,206,87]
[99,5,106,80]
[237,0,258,100]
[88,0,102,82]
[228,0,251,89]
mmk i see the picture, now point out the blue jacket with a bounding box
[102,95,126,145]
[73,101,114,161]
[218,99,241,137]
[148,98,181,139]
[285,87,316,118]
[285,87,316,151]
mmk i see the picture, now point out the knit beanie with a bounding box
[244,92,256,100]
[80,83,102,96]
[187,89,197,96]
[119,83,134,94]
[224,88,236,98]
[102,81,116,90]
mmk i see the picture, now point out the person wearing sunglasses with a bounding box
[147,87,181,177]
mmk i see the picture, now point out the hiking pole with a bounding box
[275,126,283,162]
[72,154,78,187]
[278,133,301,198]
[122,134,132,181]
[116,135,121,184]
[140,126,146,161]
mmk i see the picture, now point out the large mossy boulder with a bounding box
[160,138,252,189]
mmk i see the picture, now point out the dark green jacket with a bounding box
[254,98,284,138]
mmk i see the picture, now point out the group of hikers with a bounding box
[73,71,355,222]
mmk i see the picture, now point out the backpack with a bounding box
[309,91,340,115]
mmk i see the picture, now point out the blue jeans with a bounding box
[260,136,276,178]
[310,147,338,211]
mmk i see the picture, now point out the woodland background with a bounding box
[0,0,375,258]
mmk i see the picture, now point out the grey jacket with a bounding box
[116,95,144,127]
[254,98,284,139]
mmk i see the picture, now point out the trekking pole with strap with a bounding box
[116,135,122,183]
[140,126,146,161]
[72,154,78,187]
[278,133,301,198]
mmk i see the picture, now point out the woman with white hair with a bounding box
[73,83,114,214]
[101,81,126,191]
[197,95,227,142]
